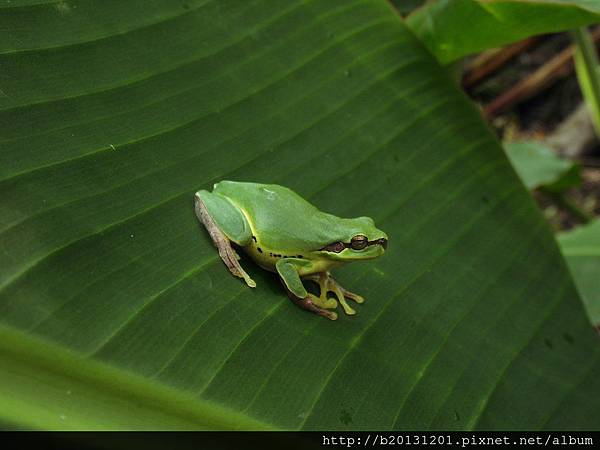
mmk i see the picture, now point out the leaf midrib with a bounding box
[0,323,277,430]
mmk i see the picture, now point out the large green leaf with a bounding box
[1,0,600,431]
[407,0,600,64]
[558,221,600,327]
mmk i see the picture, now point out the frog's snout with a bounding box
[377,238,388,250]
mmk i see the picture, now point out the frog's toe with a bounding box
[347,293,364,304]
[334,281,364,304]
[337,297,356,316]
[325,298,338,309]
[303,294,338,320]
[302,295,340,320]
[319,309,338,320]
[327,311,338,320]
[230,265,256,288]
[318,297,338,310]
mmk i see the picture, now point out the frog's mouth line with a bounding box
[372,238,388,250]
[320,238,388,253]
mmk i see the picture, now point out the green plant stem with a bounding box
[571,27,600,138]
[540,187,593,224]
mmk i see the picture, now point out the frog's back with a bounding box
[214,181,314,214]
[213,181,321,226]
[213,180,342,250]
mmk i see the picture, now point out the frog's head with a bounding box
[315,216,388,262]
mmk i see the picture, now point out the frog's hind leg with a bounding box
[194,192,256,288]
[276,259,337,320]
[287,291,338,321]
[304,272,364,316]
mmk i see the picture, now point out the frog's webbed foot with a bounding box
[304,272,364,316]
[194,193,256,288]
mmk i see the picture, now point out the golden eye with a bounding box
[351,235,368,250]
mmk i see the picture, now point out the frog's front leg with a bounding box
[194,191,256,288]
[275,259,338,320]
[303,272,364,316]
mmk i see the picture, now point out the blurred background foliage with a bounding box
[395,0,600,328]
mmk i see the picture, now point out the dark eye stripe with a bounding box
[320,242,344,253]
[320,237,388,252]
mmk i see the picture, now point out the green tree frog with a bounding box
[194,181,388,320]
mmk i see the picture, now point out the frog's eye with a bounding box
[322,241,345,253]
[351,235,368,250]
